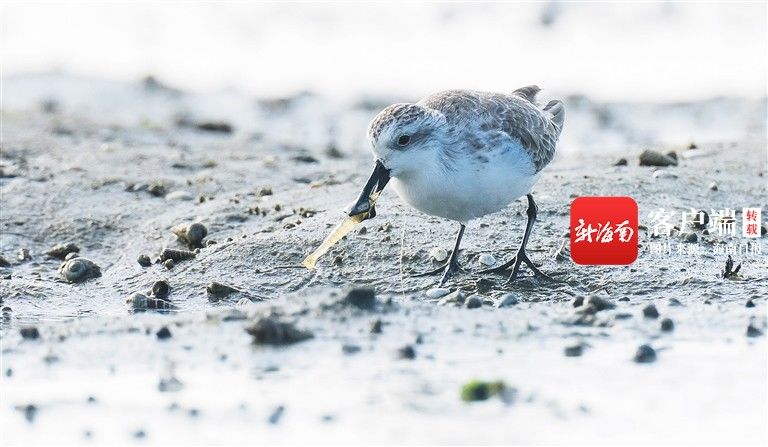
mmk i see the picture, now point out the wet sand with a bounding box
[0,79,766,444]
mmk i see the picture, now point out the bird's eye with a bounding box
[397,135,411,146]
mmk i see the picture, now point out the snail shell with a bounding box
[160,248,196,262]
[206,282,240,300]
[58,258,101,283]
[172,222,207,248]
[126,292,175,310]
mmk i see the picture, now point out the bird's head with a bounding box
[367,103,445,178]
[347,103,444,218]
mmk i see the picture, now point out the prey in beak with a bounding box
[347,160,391,219]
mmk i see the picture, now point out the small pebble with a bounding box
[425,288,451,299]
[397,345,416,360]
[633,344,657,363]
[460,380,507,402]
[614,158,628,166]
[747,323,763,338]
[152,280,170,299]
[156,326,172,340]
[46,243,80,259]
[639,149,677,167]
[20,326,40,340]
[745,299,755,308]
[370,319,383,334]
[245,317,313,345]
[268,406,284,425]
[137,254,152,267]
[668,298,684,307]
[429,247,448,263]
[19,404,37,423]
[497,293,519,307]
[660,318,674,332]
[708,182,718,191]
[680,232,697,243]
[478,253,496,266]
[564,344,583,357]
[576,295,615,314]
[642,304,660,319]
[341,344,361,355]
[342,288,376,310]
[164,259,175,270]
[465,295,482,309]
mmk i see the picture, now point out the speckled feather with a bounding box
[418,87,564,172]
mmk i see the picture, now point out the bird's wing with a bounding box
[420,89,564,172]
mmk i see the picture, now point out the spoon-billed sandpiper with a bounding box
[348,86,565,286]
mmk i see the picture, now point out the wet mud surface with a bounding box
[1,86,766,444]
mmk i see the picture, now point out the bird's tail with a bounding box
[543,100,565,131]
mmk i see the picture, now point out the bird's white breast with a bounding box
[391,141,538,223]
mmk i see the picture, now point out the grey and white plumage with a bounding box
[366,86,564,223]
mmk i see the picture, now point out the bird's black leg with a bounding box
[411,223,466,286]
[478,194,551,282]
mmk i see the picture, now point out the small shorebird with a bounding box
[348,86,564,286]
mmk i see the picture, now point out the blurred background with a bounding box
[2,2,766,153]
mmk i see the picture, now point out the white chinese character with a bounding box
[710,208,736,236]
[574,219,597,243]
[681,208,706,232]
[648,208,675,236]
[614,220,634,242]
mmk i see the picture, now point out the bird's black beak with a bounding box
[347,160,391,218]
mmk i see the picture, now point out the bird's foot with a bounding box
[438,260,464,287]
[504,251,555,284]
[476,256,517,275]
[411,259,465,287]
[410,260,465,278]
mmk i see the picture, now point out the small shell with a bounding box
[126,292,149,310]
[137,254,152,267]
[172,222,208,248]
[47,243,80,260]
[58,258,101,283]
[160,248,196,262]
[425,288,451,299]
[478,253,497,267]
[639,150,677,167]
[206,282,241,300]
[429,247,448,263]
[126,292,175,310]
[147,297,175,310]
[151,280,170,299]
